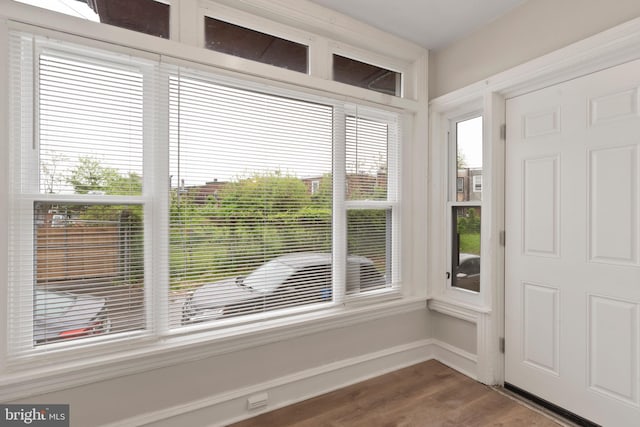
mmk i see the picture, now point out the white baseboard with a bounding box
[105,339,477,427]
[430,339,478,381]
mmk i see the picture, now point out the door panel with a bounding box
[505,59,640,427]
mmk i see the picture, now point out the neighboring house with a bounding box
[456,167,483,202]
[190,179,226,204]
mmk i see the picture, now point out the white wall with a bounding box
[431,311,476,355]
[429,0,640,99]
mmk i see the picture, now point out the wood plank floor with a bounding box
[229,360,563,427]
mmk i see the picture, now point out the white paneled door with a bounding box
[505,60,640,426]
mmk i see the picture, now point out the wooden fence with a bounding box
[36,225,121,283]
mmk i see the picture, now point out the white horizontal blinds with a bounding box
[39,53,144,195]
[32,203,145,344]
[8,33,149,352]
[346,115,391,201]
[345,111,398,293]
[7,32,35,355]
[169,71,333,326]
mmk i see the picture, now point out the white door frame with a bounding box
[429,16,640,385]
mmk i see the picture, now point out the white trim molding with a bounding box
[0,298,427,403]
[101,338,478,427]
[431,16,640,111]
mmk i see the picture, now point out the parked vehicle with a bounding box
[182,252,386,324]
[455,253,480,292]
[34,289,111,344]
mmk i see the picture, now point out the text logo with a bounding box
[1,405,68,426]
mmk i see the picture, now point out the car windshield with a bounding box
[243,259,295,294]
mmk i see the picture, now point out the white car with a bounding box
[182,252,386,324]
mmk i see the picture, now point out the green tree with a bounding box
[64,157,145,285]
[169,172,334,289]
[68,157,120,194]
[311,173,333,208]
[220,172,311,213]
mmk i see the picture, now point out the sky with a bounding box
[15,0,100,21]
[457,116,483,168]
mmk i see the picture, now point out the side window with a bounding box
[450,116,482,293]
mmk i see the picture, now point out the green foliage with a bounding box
[220,172,311,213]
[311,173,333,208]
[457,208,481,255]
[459,233,481,255]
[66,157,144,284]
[456,208,480,234]
[347,209,387,270]
[170,173,332,289]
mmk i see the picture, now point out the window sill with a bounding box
[0,296,427,402]
[427,297,491,323]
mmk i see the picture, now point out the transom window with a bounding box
[333,54,401,96]
[204,16,308,73]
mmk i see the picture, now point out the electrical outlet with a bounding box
[247,392,268,410]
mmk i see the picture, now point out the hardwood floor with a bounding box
[229,360,563,427]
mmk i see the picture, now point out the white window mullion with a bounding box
[333,104,347,305]
[7,197,36,356]
[8,33,37,356]
[390,114,401,287]
[146,61,170,336]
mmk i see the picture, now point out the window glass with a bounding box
[450,115,483,293]
[456,116,483,202]
[8,34,152,352]
[347,209,391,293]
[170,74,333,326]
[205,17,308,73]
[8,31,401,355]
[34,202,144,344]
[15,0,170,39]
[38,53,144,195]
[333,55,401,96]
[346,116,389,201]
[451,206,481,292]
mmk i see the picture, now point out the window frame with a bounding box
[7,34,163,360]
[444,110,484,304]
[342,105,401,301]
[473,175,483,193]
[6,31,404,365]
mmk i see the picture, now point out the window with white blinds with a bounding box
[7,31,400,356]
[169,71,335,326]
[345,112,398,296]
[8,33,154,354]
